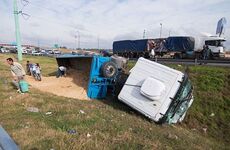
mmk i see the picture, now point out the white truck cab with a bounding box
[204,37,226,57]
[118,57,193,124]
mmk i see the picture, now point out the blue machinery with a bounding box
[56,54,116,99]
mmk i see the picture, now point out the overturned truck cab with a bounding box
[118,57,194,124]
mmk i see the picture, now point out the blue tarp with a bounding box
[113,39,149,53]
[165,36,195,52]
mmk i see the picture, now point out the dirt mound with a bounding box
[26,70,90,100]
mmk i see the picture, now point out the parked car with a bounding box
[46,50,54,54]
[0,48,9,53]
[22,49,28,54]
[32,51,42,56]
[53,50,61,54]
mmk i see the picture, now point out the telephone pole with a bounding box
[97,36,100,50]
[13,0,23,61]
[76,31,80,50]
[160,23,163,38]
[143,30,146,39]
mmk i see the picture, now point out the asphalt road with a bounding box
[152,58,230,67]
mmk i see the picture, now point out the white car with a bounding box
[118,57,193,124]
[32,51,42,56]
[0,48,9,53]
[53,50,61,54]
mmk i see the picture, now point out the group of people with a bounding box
[26,61,42,81]
[6,57,68,93]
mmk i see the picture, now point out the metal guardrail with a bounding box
[0,125,19,150]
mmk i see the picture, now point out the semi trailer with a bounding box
[112,38,165,58]
[113,18,227,59]
[113,36,226,59]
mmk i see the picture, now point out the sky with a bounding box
[0,0,230,49]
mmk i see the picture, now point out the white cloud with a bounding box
[0,0,229,49]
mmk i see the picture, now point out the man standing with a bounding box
[6,58,26,92]
[26,60,32,75]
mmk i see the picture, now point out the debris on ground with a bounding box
[45,112,52,115]
[166,133,178,140]
[202,128,208,134]
[210,113,215,117]
[79,110,85,114]
[67,129,77,135]
[26,107,39,113]
[86,133,91,138]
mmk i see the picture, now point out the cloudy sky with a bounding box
[0,0,229,49]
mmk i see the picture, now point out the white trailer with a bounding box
[118,57,194,124]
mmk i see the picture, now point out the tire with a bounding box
[173,53,182,59]
[37,74,42,81]
[101,61,118,78]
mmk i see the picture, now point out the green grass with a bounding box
[0,54,230,149]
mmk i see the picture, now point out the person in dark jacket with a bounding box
[26,60,32,75]
[203,45,211,60]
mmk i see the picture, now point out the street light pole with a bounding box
[97,36,100,50]
[13,0,22,61]
[75,34,77,50]
[143,30,146,39]
[160,23,162,38]
[77,31,80,50]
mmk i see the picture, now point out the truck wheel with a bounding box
[101,61,118,78]
[174,53,182,59]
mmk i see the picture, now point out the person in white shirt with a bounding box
[56,66,67,78]
[35,63,42,81]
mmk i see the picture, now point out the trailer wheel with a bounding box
[173,53,182,59]
[101,61,118,78]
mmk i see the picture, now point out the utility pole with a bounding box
[37,39,40,48]
[160,23,162,38]
[75,33,77,50]
[143,30,146,39]
[97,36,100,50]
[77,31,80,50]
[14,0,22,61]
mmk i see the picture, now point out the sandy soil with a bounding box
[26,71,90,100]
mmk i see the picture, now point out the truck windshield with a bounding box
[205,40,224,47]
[160,75,193,124]
[177,79,192,101]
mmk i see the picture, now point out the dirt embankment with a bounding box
[26,70,90,100]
